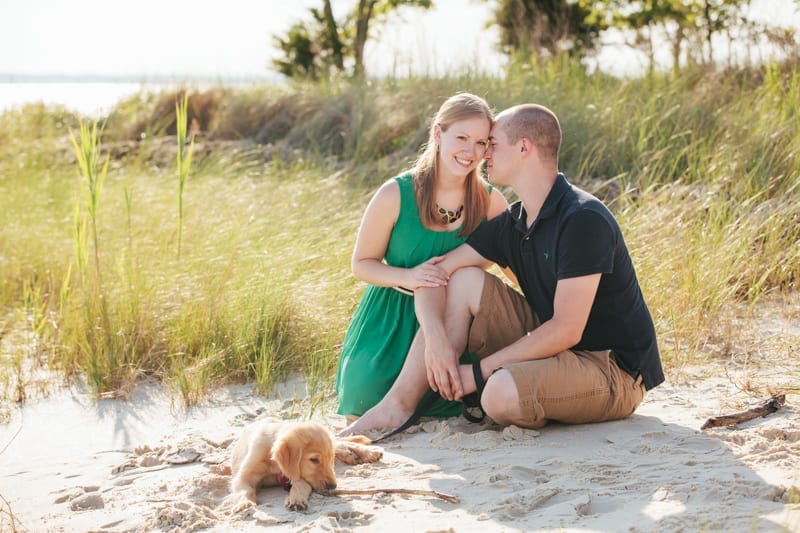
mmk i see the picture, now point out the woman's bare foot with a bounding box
[338,397,414,437]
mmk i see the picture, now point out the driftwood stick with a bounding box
[701,394,786,430]
[320,488,459,504]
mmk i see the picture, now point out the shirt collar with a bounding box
[512,173,571,234]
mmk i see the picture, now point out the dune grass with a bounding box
[0,59,798,410]
[0,493,20,533]
[0,129,363,406]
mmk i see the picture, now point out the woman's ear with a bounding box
[433,124,442,144]
[272,432,301,480]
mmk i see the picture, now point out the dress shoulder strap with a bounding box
[394,172,416,215]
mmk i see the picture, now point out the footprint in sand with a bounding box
[493,488,593,521]
[442,429,504,450]
[53,486,93,504]
[69,492,104,511]
[483,465,548,486]
[147,500,220,531]
[760,427,800,442]
[228,408,267,426]
[53,486,105,511]
[502,425,540,441]
[492,487,561,518]
[326,510,376,527]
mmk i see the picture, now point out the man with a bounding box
[343,104,663,435]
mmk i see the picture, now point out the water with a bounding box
[0,81,155,116]
[0,79,277,117]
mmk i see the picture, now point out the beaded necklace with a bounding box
[437,203,464,224]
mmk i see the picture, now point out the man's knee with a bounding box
[446,267,485,312]
[482,369,546,429]
[481,370,519,422]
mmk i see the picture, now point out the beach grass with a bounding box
[0,493,20,533]
[0,58,798,409]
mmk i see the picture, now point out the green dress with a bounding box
[336,172,477,417]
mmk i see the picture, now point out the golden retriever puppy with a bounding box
[230,420,381,510]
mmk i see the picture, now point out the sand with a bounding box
[1,353,799,532]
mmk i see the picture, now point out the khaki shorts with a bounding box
[468,273,645,425]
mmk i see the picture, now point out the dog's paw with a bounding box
[336,442,383,465]
[231,496,256,514]
[334,447,358,465]
[358,445,383,463]
[285,494,308,511]
[227,485,258,514]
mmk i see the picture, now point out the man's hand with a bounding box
[423,330,463,401]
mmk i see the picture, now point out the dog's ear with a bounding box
[272,431,302,481]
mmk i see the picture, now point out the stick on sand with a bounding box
[701,394,786,430]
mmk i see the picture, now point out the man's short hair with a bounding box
[500,104,561,162]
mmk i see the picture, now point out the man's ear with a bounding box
[519,137,532,154]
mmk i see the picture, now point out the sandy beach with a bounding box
[1,348,798,532]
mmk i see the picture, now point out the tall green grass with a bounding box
[0,59,798,408]
[175,92,195,260]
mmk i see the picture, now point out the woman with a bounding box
[336,93,508,419]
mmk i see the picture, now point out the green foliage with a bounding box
[273,22,324,79]
[491,0,605,59]
[586,0,798,72]
[69,120,109,281]
[175,93,195,260]
[210,1,800,81]
[272,0,433,79]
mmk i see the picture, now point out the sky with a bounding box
[0,0,797,81]
[0,0,504,80]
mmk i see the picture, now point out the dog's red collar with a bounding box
[278,472,292,492]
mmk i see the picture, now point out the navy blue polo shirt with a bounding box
[467,173,664,391]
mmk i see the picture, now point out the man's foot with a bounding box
[338,398,414,437]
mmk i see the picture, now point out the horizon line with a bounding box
[0,73,283,83]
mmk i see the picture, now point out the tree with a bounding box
[587,0,696,74]
[322,0,346,72]
[273,0,433,80]
[272,22,321,79]
[490,0,606,60]
[272,0,346,79]
[588,0,799,73]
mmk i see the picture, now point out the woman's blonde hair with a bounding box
[411,93,492,237]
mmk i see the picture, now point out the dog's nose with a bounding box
[325,481,337,490]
